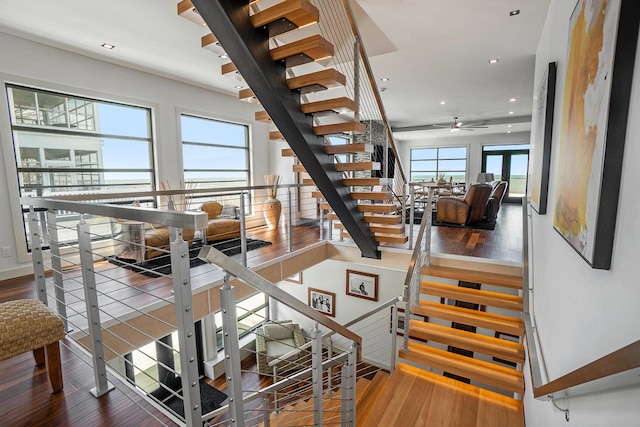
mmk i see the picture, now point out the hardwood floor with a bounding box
[0,205,524,426]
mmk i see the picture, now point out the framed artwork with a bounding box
[308,288,335,317]
[346,270,378,302]
[553,0,639,269]
[528,61,557,214]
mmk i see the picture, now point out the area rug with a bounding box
[108,238,272,277]
[432,213,496,230]
[156,378,227,419]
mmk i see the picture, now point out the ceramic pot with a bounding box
[264,198,281,229]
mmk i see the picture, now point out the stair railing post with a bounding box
[424,187,434,267]
[340,341,357,427]
[46,210,68,331]
[263,395,271,427]
[220,272,245,427]
[327,337,333,396]
[240,192,248,266]
[27,209,47,305]
[77,216,115,398]
[170,230,202,426]
[408,184,415,250]
[287,187,293,252]
[319,201,325,241]
[311,323,324,426]
[353,38,361,122]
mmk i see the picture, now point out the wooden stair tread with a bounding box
[221,61,238,75]
[415,301,524,337]
[357,203,398,213]
[343,177,390,186]
[255,110,271,123]
[334,161,380,172]
[374,233,408,243]
[325,142,373,155]
[409,320,524,364]
[281,148,295,157]
[269,130,284,140]
[302,178,315,185]
[250,0,320,29]
[177,0,204,25]
[314,121,366,136]
[302,97,357,114]
[355,371,389,424]
[287,68,346,91]
[422,265,522,290]
[311,190,324,199]
[363,213,401,224]
[350,191,393,201]
[421,281,523,312]
[369,224,405,234]
[270,34,334,63]
[202,33,219,49]
[239,88,256,101]
[399,341,524,395]
[293,163,306,172]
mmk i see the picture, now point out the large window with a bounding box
[8,85,155,196]
[482,144,530,203]
[181,114,250,189]
[7,85,155,247]
[410,146,467,182]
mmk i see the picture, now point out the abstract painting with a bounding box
[553,0,639,269]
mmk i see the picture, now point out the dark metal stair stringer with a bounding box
[192,0,380,259]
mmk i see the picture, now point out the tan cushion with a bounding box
[263,322,294,340]
[201,202,223,220]
[0,299,65,361]
[265,338,297,363]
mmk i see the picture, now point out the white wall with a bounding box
[396,130,531,184]
[524,1,640,424]
[0,32,283,278]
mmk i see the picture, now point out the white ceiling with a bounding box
[0,0,551,141]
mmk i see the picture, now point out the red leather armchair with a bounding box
[436,183,493,225]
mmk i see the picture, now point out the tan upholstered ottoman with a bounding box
[0,299,65,392]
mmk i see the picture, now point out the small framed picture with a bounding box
[308,288,336,317]
[346,270,378,302]
[391,307,427,341]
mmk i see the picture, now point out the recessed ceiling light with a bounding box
[440,101,446,105]
[508,125,512,128]
[219,53,229,59]
[234,85,243,89]
[381,77,390,82]
[510,98,516,102]
[509,111,514,115]
[489,58,499,64]
[510,10,520,16]
[507,131,512,133]
[101,43,115,50]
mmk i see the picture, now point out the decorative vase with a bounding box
[264,198,281,229]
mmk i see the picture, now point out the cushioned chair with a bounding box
[436,183,493,225]
[255,320,306,375]
[0,299,65,392]
[200,202,241,243]
[486,181,508,220]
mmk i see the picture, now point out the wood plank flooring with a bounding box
[0,205,524,426]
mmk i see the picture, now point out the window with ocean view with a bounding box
[410,146,468,183]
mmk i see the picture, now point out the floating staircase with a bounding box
[398,264,525,398]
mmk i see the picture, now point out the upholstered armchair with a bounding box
[486,181,508,220]
[200,201,241,242]
[255,320,307,375]
[436,183,493,225]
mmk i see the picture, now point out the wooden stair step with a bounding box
[270,34,334,66]
[250,0,320,30]
[415,301,524,337]
[334,161,380,172]
[319,202,331,211]
[399,341,524,395]
[350,191,393,201]
[325,143,373,155]
[287,69,346,94]
[343,177,390,186]
[177,0,204,25]
[374,233,408,244]
[293,163,306,172]
[269,130,284,141]
[281,148,295,157]
[363,213,401,224]
[369,223,405,234]
[255,110,272,123]
[302,97,357,115]
[221,61,238,75]
[421,265,522,290]
[201,33,219,50]
[239,88,256,101]
[357,203,398,213]
[311,191,324,199]
[421,281,523,312]
[314,121,367,136]
[355,371,390,425]
[409,320,524,364]
[302,178,315,185]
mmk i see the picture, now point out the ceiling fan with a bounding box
[433,117,488,132]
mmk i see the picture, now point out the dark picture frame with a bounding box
[346,270,378,302]
[528,61,557,214]
[553,0,640,269]
[308,288,336,317]
[391,308,427,341]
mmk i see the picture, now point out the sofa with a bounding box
[435,183,493,225]
[143,201,241,259]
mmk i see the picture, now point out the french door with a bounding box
[481,144,529,204]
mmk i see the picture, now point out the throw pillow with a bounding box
[263,322,294,340]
